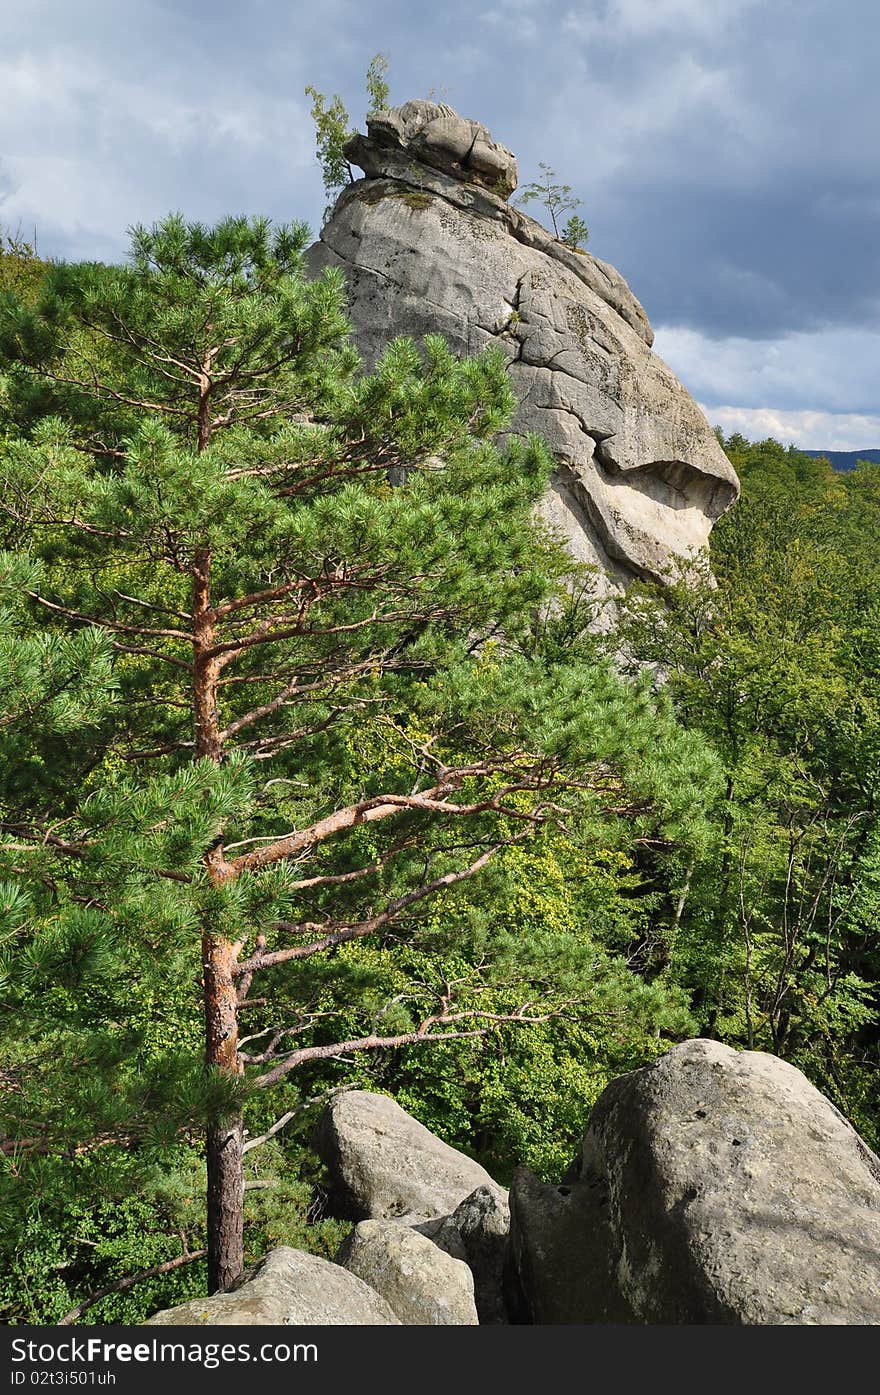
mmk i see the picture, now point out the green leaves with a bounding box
[19,909,120,991]
[365,54,391,116]
[306,52,393,220]
[612,433,880,1146]
[0,214,358,453]
[305,86,355,218]
[561,215,590,250]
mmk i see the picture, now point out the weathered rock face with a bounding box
[144,1246,399,1325]
[313,1089,501,1223]
[306,100,739,592]
[335,1219,479,1325]
[357,100,518,198]
[509,1039,880,1324]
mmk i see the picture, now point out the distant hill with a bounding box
[802,448,880,472]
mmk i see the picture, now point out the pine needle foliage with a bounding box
[0,212,719,1308]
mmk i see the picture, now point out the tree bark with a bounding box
[192,547,223,762]
[203,930,244,1292]
[192,532,245,1293]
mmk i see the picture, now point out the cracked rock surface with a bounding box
[144,1246,400,1325]
[306,99,739,593]
[335,1220,479,1325]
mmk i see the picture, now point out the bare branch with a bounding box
[57,1249,207,1326]
[250,993,574,1089]
[252,1026,491,1089]
[36,365,191,419]
[27,592,191,642]
[111,641,192,672]
[224,760,549,879]
[241,1083,357,1154]
[236,837,521,976]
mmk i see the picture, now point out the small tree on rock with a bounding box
[519,162,587,243]
[306,53,392,220]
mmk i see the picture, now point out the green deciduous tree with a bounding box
[518,163,585,241]
[306,53,392,221]
[0,228,46,303]
[611,436,880,1143]
[365,53,390,116]
[304,85,355,219]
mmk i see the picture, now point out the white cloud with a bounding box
[700,405,880,452]
[0,46,315,258]
[653,324,880,417]
[0,0,877,436]
[479,0,541,42]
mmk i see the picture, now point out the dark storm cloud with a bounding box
[496,0,880,343]
[4,0,877,341]
[600,174,880,340]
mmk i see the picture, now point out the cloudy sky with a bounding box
[2,0,878,449]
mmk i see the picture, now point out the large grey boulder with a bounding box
[336,1220,478,1324]
[412,1212,470,1262]
[144,1246,399,1325]
[307,100,739,595]
[314,1089,501,1223]
[509,1039,880,1324]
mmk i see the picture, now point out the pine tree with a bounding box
[0,214,718,1295]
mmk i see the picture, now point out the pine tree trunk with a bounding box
[192,537,246,1292]
[203,930,244,1292]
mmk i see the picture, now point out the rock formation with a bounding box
[145,1052,880,1325]
[508,1038,880,1324]
[313,1088,501,1223]
[306,100,740,594]
[423,1185,511,1325]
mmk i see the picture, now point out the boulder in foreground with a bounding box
[144,1246,399,1325]
[314,1089,501,1223]
[336,1220,478,1324]
[509,1038,880,1324]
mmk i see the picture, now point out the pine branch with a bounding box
[35,365,191,419]
[235,836,523,976]
[108,590,191,623]
[285,840,414,892]
[210,577,316,621]
[27,592,191,642]
[111,641,192,671]
[252,1026,490,1088]
[224,763,552,878]
[204,605,441,662]
[249,997,572,1089]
